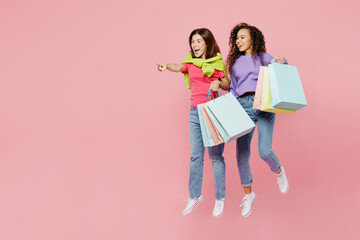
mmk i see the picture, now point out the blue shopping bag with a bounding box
[268,62,307,110]
[261,67,296,115]
[198,103,216,147]
[205,92,255,143]
[197,91,220,147]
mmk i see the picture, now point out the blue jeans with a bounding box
[236,95,281,187]
[189,106,225,199]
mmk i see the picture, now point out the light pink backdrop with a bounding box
[1,0,359,239]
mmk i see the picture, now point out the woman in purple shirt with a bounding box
[226,23,289,218]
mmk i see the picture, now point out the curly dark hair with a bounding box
[226,23,266,75]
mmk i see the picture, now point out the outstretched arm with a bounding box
[156,63,186,72]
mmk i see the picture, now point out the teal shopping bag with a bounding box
[268,62,307,110]
[197,103,216,147]
[205,92,255,143]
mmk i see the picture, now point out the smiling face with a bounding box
[236,28,253,56]
[191,34,207,59]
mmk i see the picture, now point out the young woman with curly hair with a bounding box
[157,28,230,218]
[226,23,289,218]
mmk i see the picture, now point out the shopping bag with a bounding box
[261,68,296,114]
[200,104,224,145]
[205,92,255,143]
[197,103,216,147]
[268,62,307,110]
[253,66,266,110]
[197,90,223,147]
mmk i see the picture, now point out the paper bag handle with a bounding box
[205,89,224,102]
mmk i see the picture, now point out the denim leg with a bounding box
[208,143,225,199]
[189,107,205,198]
[257,111,281,173]
[236,96,257,187]
[236,129,255,186]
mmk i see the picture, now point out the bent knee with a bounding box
[259,149,273,159]
[209,155,224,162]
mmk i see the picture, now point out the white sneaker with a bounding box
[212,198,225,218]
[240,192,256,218]
[277,166,289,194]
[182,195,204,215]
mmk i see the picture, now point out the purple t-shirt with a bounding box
[230,52,281,98]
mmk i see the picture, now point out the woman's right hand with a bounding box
[210,79,221,91]
[156,63,167,72]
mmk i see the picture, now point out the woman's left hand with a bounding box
[273,56,286,64]
[210,80,221,91]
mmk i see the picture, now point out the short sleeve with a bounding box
[263,53,274,66]
[263,52,288,65]
[181,63,189,73]
[218,70,226,78]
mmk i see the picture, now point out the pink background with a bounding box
[1,0,359,239]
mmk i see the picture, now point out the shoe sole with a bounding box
[212,206,224,218]
[212,210,224,218]
[242,194,256,218]
[182,195,204,216]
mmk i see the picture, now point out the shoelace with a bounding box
[239,196,249,207]
[215,200,224,209]
[182,196,199,206]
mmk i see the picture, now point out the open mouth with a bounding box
[238,44,243,49]
[194,49,200,54]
